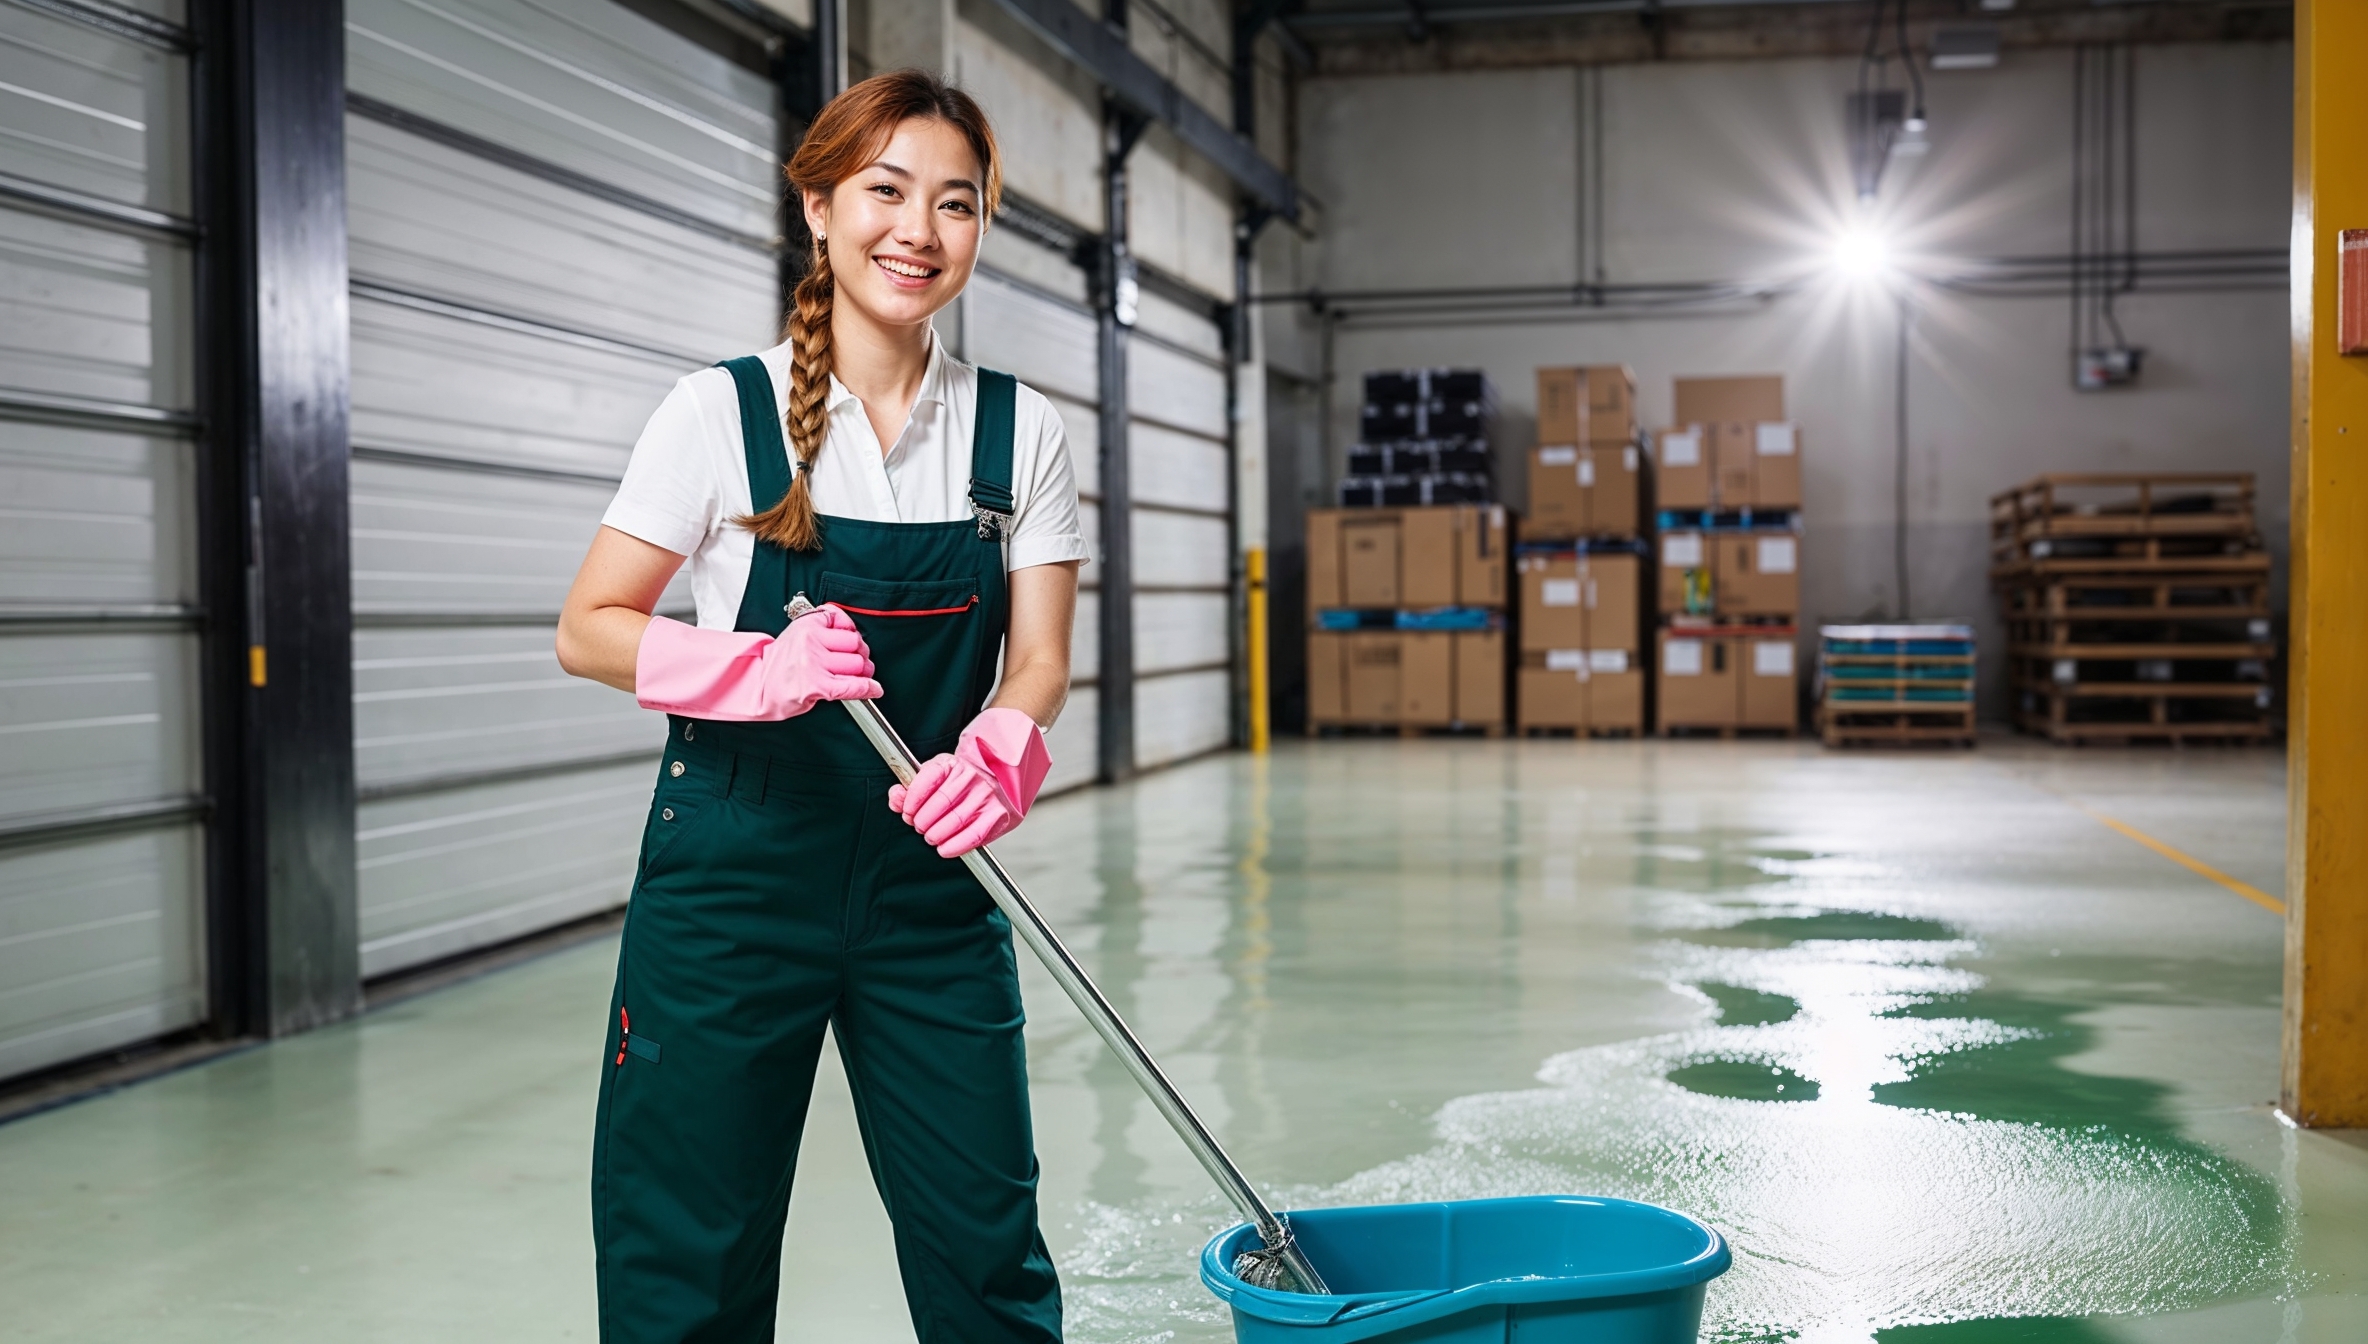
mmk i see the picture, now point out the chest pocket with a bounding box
[820,572,979,619]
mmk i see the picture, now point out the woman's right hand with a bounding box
[634,607,879,721]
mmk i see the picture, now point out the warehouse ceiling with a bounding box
[1282,0,2293,75]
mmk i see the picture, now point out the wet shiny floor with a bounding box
[3,739,2363,1342]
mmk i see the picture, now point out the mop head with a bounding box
[1232,1234,1320,1294]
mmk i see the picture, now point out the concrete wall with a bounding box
[1269,43,2292,716]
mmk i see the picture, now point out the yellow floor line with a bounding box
[2084,811,2287,915]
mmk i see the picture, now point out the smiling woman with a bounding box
[551,68,1083,1344]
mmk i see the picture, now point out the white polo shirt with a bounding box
[602,328,1090,629]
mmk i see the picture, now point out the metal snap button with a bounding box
[661,808,675,821]
[669,760,686,778]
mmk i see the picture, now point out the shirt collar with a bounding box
[823,324,947,416]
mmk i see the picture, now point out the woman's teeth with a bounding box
[876,258,936,278]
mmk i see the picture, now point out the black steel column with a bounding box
[1096,99,1146,784]
[195,0,358,1036]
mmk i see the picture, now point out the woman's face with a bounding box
[805,117,984,331]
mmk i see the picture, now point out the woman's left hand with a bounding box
[890,707,1050,857]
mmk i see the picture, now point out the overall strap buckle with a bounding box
[972,500,1013,541]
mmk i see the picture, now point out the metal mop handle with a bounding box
[793,595,1325,1293]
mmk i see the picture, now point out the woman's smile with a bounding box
[873,253,941,287]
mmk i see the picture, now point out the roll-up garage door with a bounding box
[343,0,780,977]
[963,247,1103,796]
[0,2,206,1080]
[1126,287,1232,771]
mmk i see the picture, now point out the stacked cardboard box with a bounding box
[1305,504,1511,731]
[1652,376,1803,734]
[1517,366,1650,734]
[1339,369,1495,506]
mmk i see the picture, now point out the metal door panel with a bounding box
[964,269,1098,405]
[0,4,188,210]
[353,626,657,791]
[0,629,199,822]
[1133,668,1227,769]
[1127,339,1227,438]
[349,296,683,477]
[349,456,619,616]
[356,759,651,977]
[1130,288,1223,360]
[0,823,204,1080]
[1131,510,1229,589]
[1133,591,1227,675]
[1129,419,1227,514]
[0,421,193,605]
[346,114,773,359]
[0,207,193,407]
[346,0,779,239]
[1045,387,1098,497]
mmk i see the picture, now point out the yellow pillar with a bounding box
[1246,548,1271,753]
[2284,0,2368,1128]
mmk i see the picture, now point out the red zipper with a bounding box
[835,595,978,618]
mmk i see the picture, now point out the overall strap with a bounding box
[716,355,793,634]
[718,355,792,511]
[969,368,1017,540]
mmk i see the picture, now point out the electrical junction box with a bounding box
[2076,346,2144,390]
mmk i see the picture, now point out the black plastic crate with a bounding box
[1363,370,1424,405]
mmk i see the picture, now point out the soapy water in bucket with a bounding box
[1055,908,2291,1344]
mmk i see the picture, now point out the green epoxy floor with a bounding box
[4,739,2364,1342]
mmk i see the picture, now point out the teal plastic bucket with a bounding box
[1199,1196,1730,1344]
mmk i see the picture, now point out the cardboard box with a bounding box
[1585,442,1645,535]
[1518,650,1590,729]
[1526,445,1586,538]
[1519,553,1586,652]
[1516,650,1643,731]
[1590,668,1645,731]
[1400,631,1455,726]
[1537,365,1636,445]
[1457,506,1510,606]
[1307,507,1510,615]
[1656,631,1738,729]
[1739,635,1798,729]
[1307,631,1345,721]
[1653,426,1711,509]
[1344,632,1401,720]
[1341,515,1401,608]
[1752,421,1801,508]
[1659,530,1711,615]
[1713,531,1801,617]
[1673,375,1783,426]
[1583,553,1643,654]
[1455,629,1505,725]
[1399,508,1459,609]
[1711,422,1756,505]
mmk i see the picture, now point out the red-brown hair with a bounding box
[737,70,1002,551]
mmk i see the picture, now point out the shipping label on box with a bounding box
[1588,649,1631,673]
[1756,535,1797,574]
[1663,638,1704,676]
[1545,648,1587,672]
[1659,429,1702,467]
[1752,639,1795,676]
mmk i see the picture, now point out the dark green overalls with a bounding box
[593,357,1062,1343]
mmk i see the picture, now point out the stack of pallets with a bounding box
[1990,472,2273,744]
[1816,624,1977,747]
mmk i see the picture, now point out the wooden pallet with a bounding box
[1517,723,1645,740]
[1658,723,1795,740]
[2012,680,2273,744]
[1819,700,1977,748]
[1990,472,2257,567]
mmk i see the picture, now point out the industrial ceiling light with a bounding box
[1832,226,1893,280]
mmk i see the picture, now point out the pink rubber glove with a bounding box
[634,609,879,720]
[888,707,1051,857]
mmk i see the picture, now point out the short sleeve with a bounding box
[602,377,717,558]
[1005,386,1091,572]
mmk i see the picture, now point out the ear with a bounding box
[801,186,831,246]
